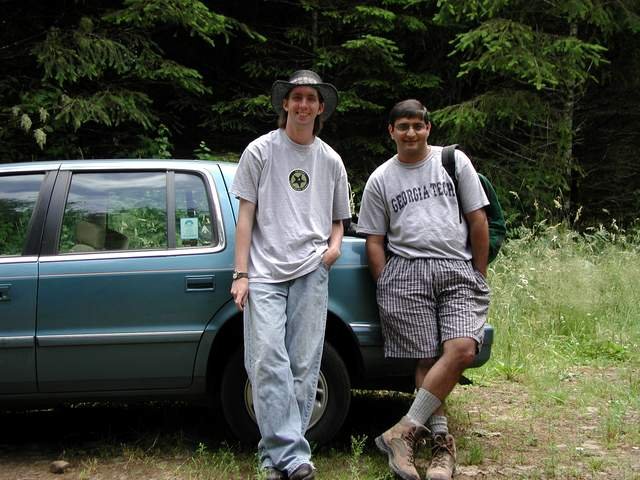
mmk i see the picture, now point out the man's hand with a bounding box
[322,246,341,268]
[230,278,249,311]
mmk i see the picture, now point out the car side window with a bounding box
[0,174,45,257]
[175,172,216,248]
[59,171,167,253]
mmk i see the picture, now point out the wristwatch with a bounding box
[232,271,249,280]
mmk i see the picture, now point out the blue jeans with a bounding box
[244,263,329,475]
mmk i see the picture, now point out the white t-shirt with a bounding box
[231,129,351,282]
[356,146,488,260]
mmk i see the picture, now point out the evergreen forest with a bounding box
[2,0,639,228]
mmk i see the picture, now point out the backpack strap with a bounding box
[442,144,463,223]
[441,144,458,180]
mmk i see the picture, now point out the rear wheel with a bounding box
[220,342,351,444]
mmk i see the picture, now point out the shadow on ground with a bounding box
[0,390,412,457]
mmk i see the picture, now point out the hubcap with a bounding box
[244,371,329,429]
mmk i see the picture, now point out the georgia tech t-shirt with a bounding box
[356,146,488,260]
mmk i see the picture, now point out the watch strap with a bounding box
[232,271,249,280]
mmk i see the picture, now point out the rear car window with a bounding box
[58,170,216,253]
[59,171,167,253]
[0,174,45,256]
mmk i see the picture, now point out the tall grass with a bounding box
[479,222,640,384]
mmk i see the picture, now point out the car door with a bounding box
[36,163,232,393]
[0,167,57,394]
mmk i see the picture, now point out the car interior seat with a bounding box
[70,220,106,252]
[69,215,129,252]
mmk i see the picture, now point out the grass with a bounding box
[479,228,639,401]
[456,222,640,478]
[1,223,639,479]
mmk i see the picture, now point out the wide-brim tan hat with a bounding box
[271,70,338,120]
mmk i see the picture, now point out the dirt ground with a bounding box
[446,380,640,479]
[1,370,638,479]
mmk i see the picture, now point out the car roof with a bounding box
[0,159,237,173]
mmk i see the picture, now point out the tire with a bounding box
[220,342,351,445]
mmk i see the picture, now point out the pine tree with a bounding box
[0,0,257,160]
[431,0,639,223]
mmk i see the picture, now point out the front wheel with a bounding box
[220,342,351,444]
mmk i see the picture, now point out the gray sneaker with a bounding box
[375,416,429,480]
[426,433,456,480]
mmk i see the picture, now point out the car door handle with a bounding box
[185,275,215,292]
[0,284,10,302]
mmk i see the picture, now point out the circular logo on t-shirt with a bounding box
[289,169,310,191]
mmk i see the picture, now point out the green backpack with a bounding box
[442,144,506,263]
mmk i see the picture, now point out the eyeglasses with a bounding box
[394,122,427,133]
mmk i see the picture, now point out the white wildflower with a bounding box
[33,129,47,149]
[20,113,32,132]
[39,107,49,123]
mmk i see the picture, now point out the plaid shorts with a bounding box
[376,256,490,359]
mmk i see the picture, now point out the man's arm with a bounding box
[465,208,489,277]
[365,234,387,281]
[230,198,256,311]
[322,220,344,267]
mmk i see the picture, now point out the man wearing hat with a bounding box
[230,70,350,480]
